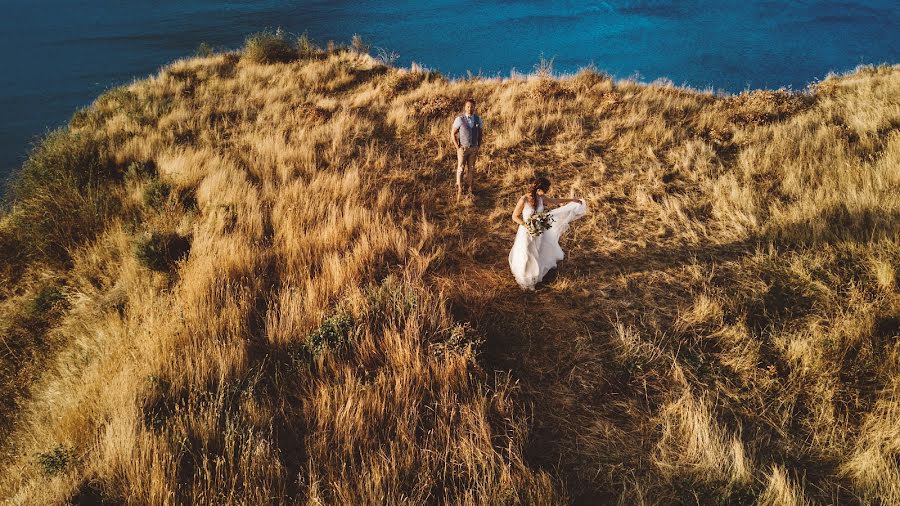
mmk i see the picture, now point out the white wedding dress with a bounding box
[508,197,588,290]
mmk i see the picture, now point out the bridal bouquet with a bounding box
[524,211,554,237]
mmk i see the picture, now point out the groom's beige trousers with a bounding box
[456,146,479,185]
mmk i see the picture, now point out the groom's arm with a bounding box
[449,117,461,149]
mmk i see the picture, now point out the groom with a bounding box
[450,98,484,202]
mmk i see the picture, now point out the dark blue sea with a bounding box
[2,0,898,178]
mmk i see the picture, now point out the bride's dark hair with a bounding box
[529,176,551,206]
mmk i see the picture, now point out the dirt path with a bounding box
[423,186,663,502]
[400,147,761,501]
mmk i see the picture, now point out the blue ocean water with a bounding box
[2,0,898,178]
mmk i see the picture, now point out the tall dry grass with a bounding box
[0,34,897,504]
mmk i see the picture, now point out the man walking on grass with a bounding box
[450,98,485,202]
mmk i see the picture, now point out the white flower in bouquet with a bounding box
[524,211,554,237]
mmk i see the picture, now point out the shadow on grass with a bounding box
[438,203,898,502]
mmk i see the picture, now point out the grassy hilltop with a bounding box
[0,31,898,504]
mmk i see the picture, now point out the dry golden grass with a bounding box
[0,37,897,504]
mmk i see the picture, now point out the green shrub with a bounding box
[36,445,71,476]
[68,107,97,129]
[29,283,66,316]
[307,313,354,355]
[5,128,119,264]
[133,231,191,271]
[365,275,419,321]
[297,32,320,59]
[125,159,157,181]
[8,129,113,201]
[70,86,148,131]
[243,29,296,64]
[142,180,171,210]
[96,87,144,124]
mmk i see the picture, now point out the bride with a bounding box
[508,176,587,290]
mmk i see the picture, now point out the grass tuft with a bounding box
[133,231,191,271]
[306,312,354,355]
[4,128,119,265]
[142,179,171,210]
[242,29,297,64]
[36,445,72,477]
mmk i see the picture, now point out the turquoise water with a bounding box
[2,0,898,177]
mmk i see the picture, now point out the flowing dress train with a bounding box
[508,197,588,290]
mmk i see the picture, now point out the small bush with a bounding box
[534,53,555,78]
[68,107,97,129]
[142,180,171,210]
[292,103,330,122]
[723,89,813,125]
[133,231,191,271]
[364,275,419,322]
[569,66,614,91]
[5,128,119,264]
[413,95,459,118]
[36,445,72,476]
[70,86,148,131]
[8,129,113,202]
[350,34,370,55]
[222,52,240,66]
[307,313,354,355]
[527,78,575,101]
[297,32,318,58]
[196,42,213,57]
[243,29,296,64]
[96,87,142,119]
[125,159,157,180]
[29,283,66,316]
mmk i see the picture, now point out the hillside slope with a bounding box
[1,35,898,504]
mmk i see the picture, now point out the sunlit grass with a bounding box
[0,33,897,504]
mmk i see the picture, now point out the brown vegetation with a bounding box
[0,34,897,504]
